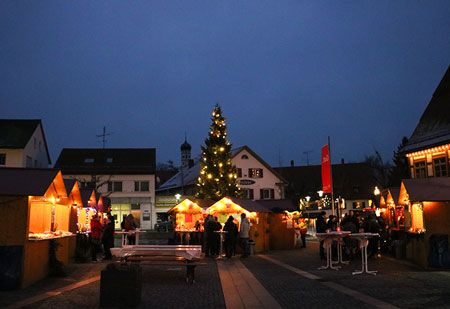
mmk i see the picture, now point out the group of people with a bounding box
[316,210,384,260]
[89,213,116,261]
[203,212,251,259]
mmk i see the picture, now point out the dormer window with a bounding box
[84,158,94,163]
[241,154,249,159]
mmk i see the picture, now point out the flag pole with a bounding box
[328,136,335,217]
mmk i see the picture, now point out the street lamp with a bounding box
[373,186,380,196]
[305,196,311,202]
[317,190,323,198]
[175,193,181,203]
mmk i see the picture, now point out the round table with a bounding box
[350,233,379,275]
[316,231,350,270]
[214,230,228,259]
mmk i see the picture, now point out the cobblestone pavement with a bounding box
[242,240,450,309]
[8,258,224,309]
[3,237,450,308]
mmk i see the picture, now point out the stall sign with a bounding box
[239,179,255,185]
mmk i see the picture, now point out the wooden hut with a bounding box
[206,197,270,253]
[399,178,450,268]
[0,168,74,289]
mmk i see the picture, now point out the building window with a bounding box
[414,161,427,178]
[134,181,149,192]
[34,160,38,167]
[248,168,263,178]
[0,154,5,165]
[84,158,95,163]
[106,157,113,163]
[131,203,141,210]
[260,188,274,200]
[39,141,42,151]
[242,188,254,199]
[241,154,249,159]
[108,181,122,192]
[236,168,242,178]
[433,157,448,177]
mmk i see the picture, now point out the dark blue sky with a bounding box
[2,1,450,167]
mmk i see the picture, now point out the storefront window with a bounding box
[410,203,425,233]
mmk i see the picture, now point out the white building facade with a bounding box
[55,148,156,230]
[0,119,51,168]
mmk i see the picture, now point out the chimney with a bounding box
[290,160,295,167]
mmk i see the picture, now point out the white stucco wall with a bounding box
[22,125,51,168]
[0,124,50,168]
[232,149,284,200]
[65,174,156,230]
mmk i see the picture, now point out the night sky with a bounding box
[1,1,450,167]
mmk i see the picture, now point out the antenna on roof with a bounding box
[96,126,113,149]
[303,150,313,166]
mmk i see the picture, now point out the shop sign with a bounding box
[239,179,255,185]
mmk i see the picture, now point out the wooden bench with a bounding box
[111,245,205,283]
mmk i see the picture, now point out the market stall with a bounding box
[168,198,213,244]
[206,197,270,253]
[0,168,75,289]
[398,178,450,268]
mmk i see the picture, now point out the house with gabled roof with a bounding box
[401,65,450,178]
[156,144,288,220]
[54,148,156,230]
[0,119,51,168]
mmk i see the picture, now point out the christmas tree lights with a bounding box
[196,104,240,200]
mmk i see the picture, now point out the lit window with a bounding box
[414,161,427,178]
[106,157,113,163]
[248,168,263,178]
[410,203,425,233]
[84,158,95,163]
[433,157,447,177]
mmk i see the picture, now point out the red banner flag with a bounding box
[321,144,332,193]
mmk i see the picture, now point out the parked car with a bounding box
[154,220,170,232]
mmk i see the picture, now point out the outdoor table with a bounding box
[214,230,228,260]
[116,229,146,246]
[332,231,351,266]
[350,233,379,276]
[177,231,192,245]
[316,232,349,270]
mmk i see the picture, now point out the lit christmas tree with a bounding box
[196,104,240,200]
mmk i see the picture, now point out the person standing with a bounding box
[316,211,327,260]
[124,214,137,245]
[167,216,176,245]
[299,219,308,248]
[239,213,251,258]
[223,216,238,258]
[102,215,115,260]
[90,214,103,261]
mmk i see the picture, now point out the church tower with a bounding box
[180,137,191,170]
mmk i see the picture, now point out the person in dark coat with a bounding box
[124,214,137,245]
[316,211,327,259]
[205,215,217,257]
[212,216,222,256]
[223,216,238,258]
[102,216,115,260]
[364,213,380,257]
